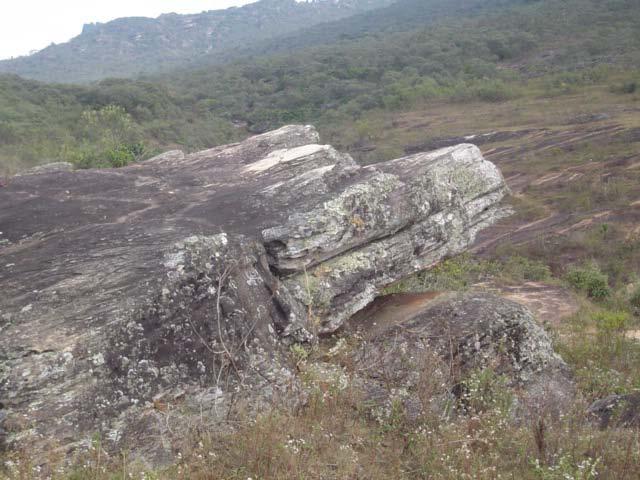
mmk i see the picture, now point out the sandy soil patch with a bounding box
[475,281,580,327]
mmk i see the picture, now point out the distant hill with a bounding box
[0,0,395,83]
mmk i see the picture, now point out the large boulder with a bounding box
[0,125,509,462]
[342,292,573,423]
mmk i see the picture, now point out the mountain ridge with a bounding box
[0,0,395,83]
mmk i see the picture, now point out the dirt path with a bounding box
[474,281,580,327]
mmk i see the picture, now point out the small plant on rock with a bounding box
[290,343,310,368]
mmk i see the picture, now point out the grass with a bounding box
[382,252,553,296]
[558,306,640,400]
[324,68,640,168]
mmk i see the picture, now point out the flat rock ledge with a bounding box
[0,125,509,463]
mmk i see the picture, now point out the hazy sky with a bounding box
[0,1,256,60]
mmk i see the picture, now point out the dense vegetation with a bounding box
[0,74,242,173]
[1,0,640,175]
[0,0,395,83]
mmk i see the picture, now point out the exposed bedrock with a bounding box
[0,125,509,462]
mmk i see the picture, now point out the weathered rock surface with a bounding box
[587,392,640,428]
[0,410,6,451]
[343,292,573,422]
[404,129,540,155]
[13,162,74,177]
[0,125,509,462]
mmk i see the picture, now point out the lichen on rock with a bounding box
[342,292,574,423]
[0,124,511,463]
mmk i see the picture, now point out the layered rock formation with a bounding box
[0,125,510,461]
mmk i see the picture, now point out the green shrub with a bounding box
[501,255,551,282]
[107,143,145,168]
[566,263,611,299]
[472,79,517,102]
[594,310,629,334]
[68,142,145,169]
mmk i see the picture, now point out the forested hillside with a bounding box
[0,0,639,175]
[0,0,395,83]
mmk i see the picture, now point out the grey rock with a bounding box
[0,409,6,451]
[14,162,74,177]
[587,392,640,428]
[344,292,573,422]
[405,129,541,155]
[0,125,508,462]
[142,150,186,165]
[271,144,510,333]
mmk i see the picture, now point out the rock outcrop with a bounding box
[0,125,509,462]
[587,392,640,428]
[342,292,573,423]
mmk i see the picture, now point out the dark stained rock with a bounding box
[0,125,509,462]
[344,292,573,422]
[404,129,541,155]
[565,113,611,125]
[587,392,640,429]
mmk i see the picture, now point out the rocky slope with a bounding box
[0,125,513,462]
